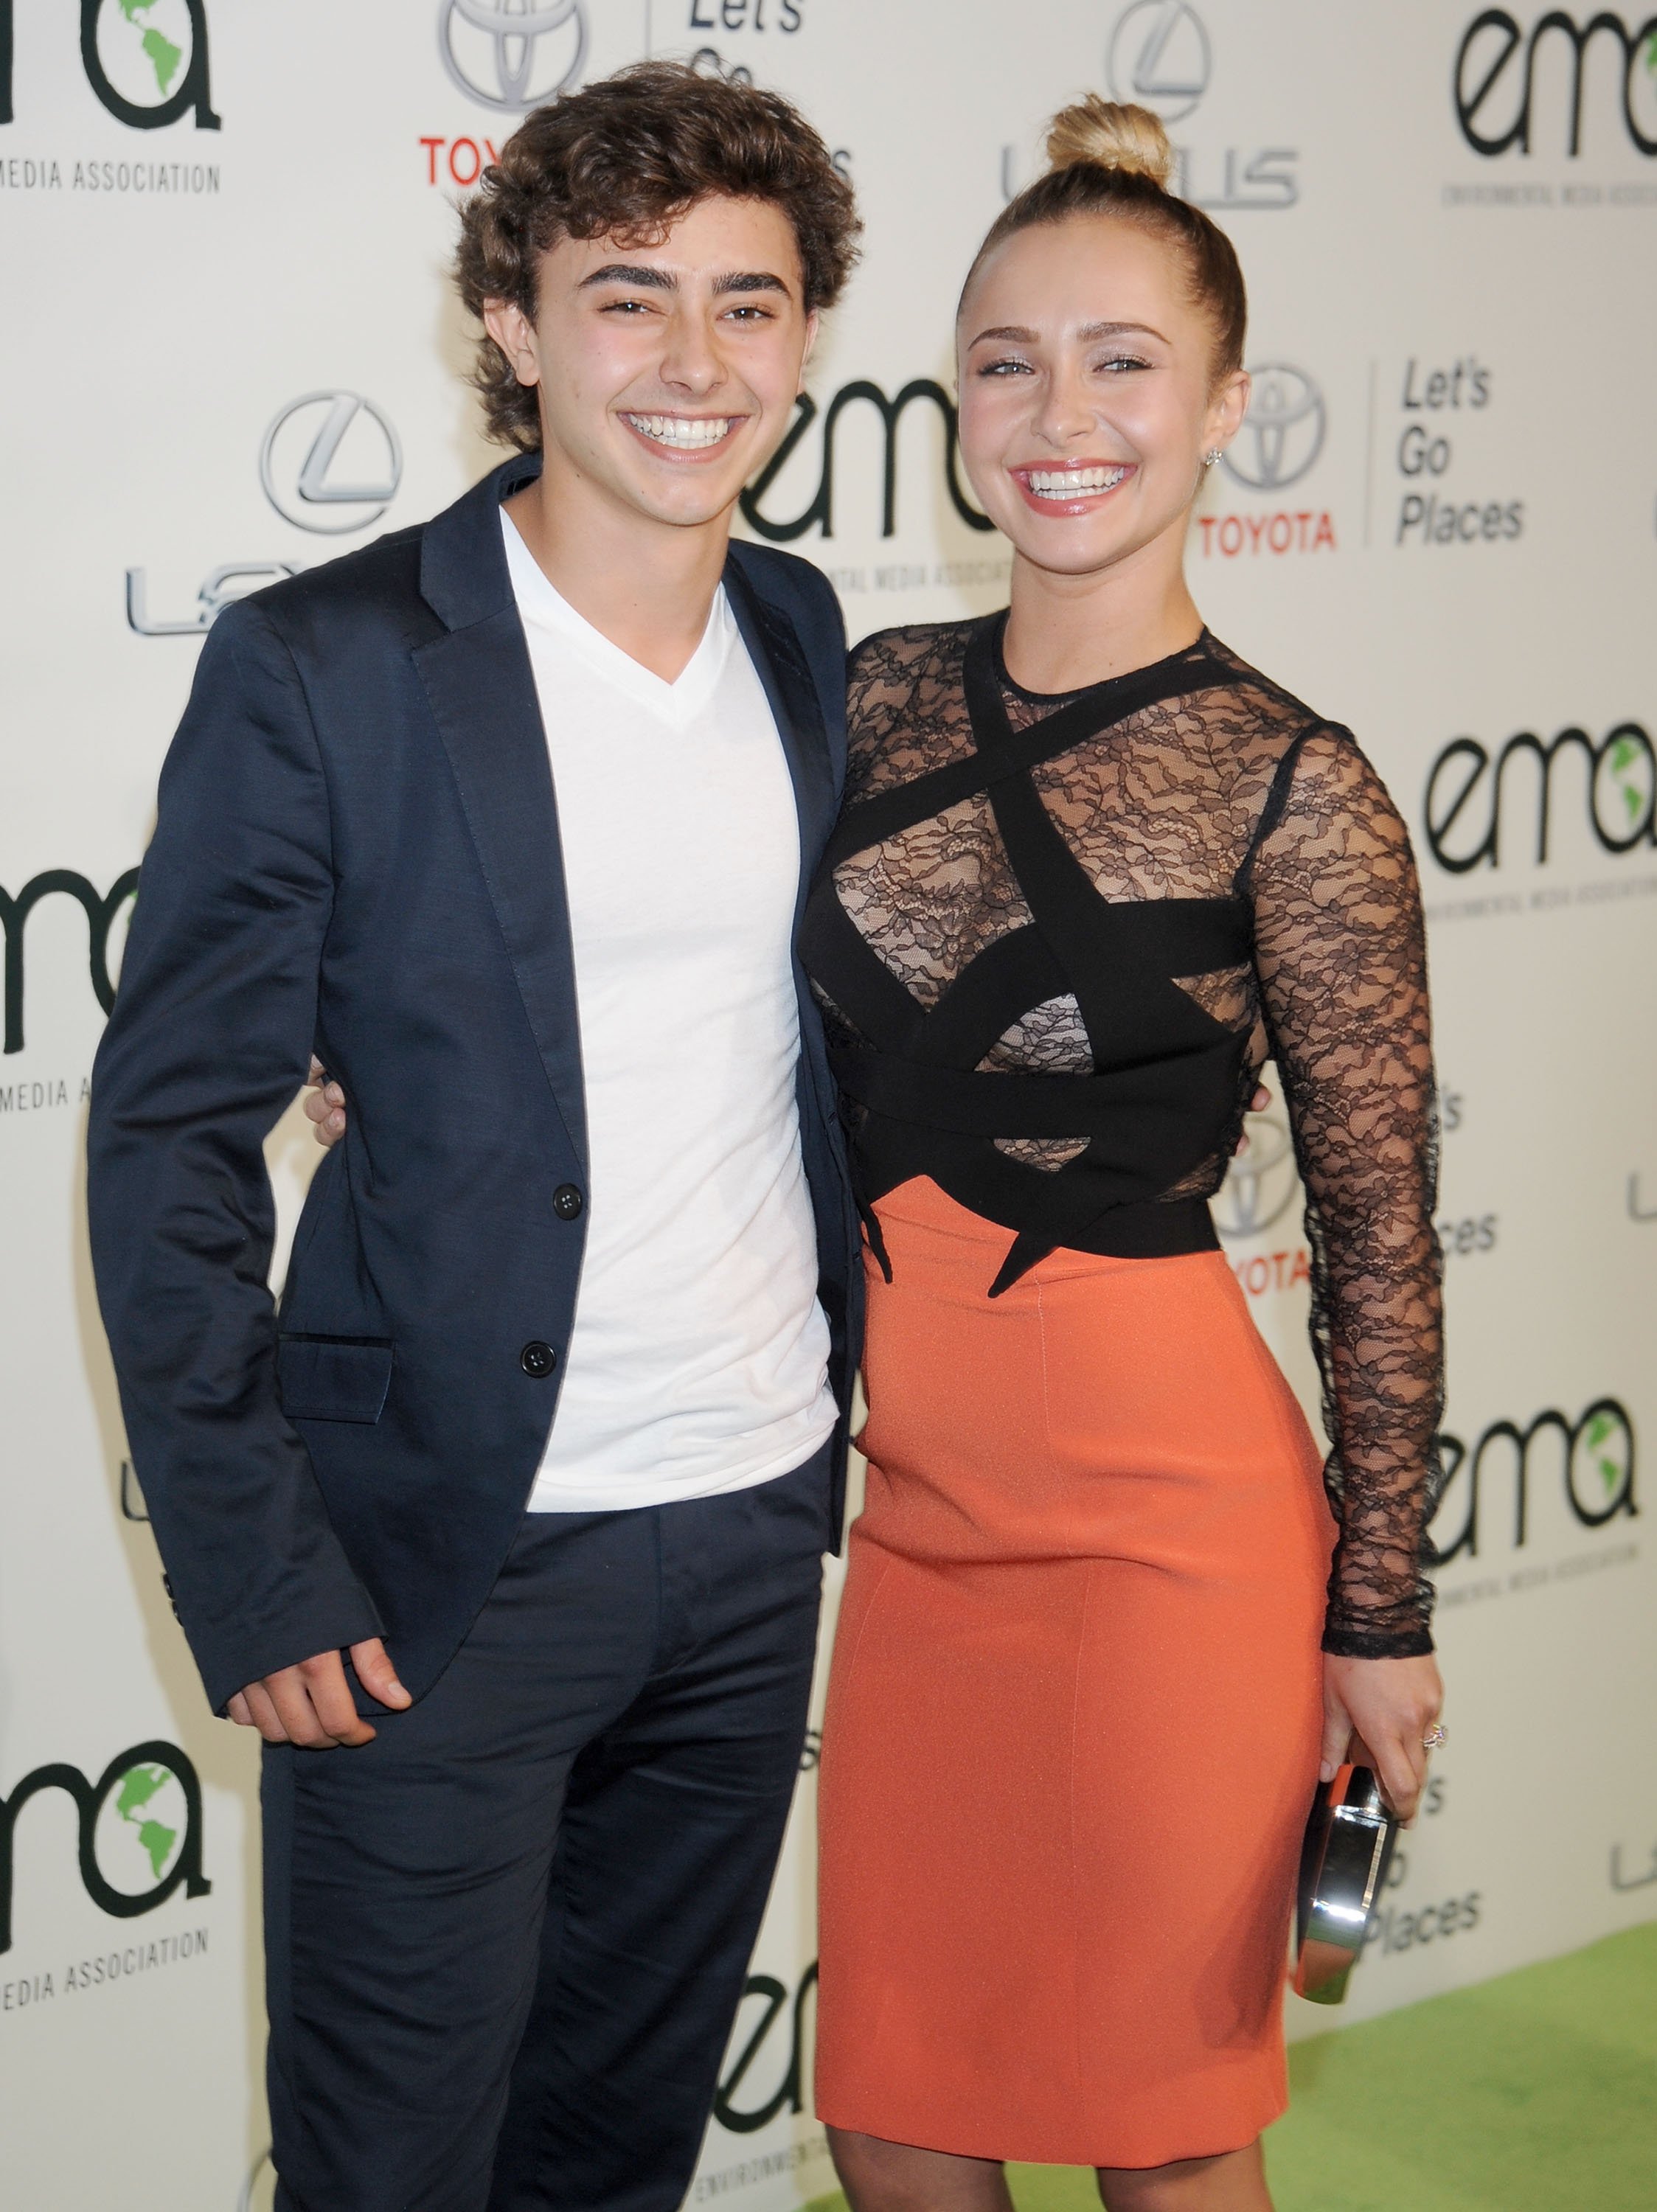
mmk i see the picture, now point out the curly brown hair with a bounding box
[455,61,861,451]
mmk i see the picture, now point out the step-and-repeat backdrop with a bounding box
[3,4,1656,2205]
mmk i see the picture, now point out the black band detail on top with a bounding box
[827,622,1235,866]
[832,1033,1242,1144]
[802,618,1257,1292]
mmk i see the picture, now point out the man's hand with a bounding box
[227,1638,410,1747]
[304,1055,347,1148]
[1235,1082,1271,1146]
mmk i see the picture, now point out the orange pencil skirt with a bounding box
[814,1178,1335,2171]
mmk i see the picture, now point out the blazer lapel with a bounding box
[723,558,838,922]
[413,457,588,1171]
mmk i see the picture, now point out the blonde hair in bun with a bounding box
[957,94,1246,379]
[1044,95,1175,192]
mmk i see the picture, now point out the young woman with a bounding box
[800,99,1445,2212]
[307,93,1444,2212]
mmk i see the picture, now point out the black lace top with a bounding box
[801,614,1443,1658]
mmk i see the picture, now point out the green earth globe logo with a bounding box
[1638,31,1657,141]
[95,0,195,110]
[1597,731,1655,844]
[1583,1408,1632,1504]
[93,1760,187,1892]
[1567,1403,1636,1527]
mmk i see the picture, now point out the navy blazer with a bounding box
[88,453,864,1717]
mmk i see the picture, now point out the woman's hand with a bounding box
[1320,1651,1443,1824]
[303,1057,347,1149]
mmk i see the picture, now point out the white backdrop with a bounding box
[3,4,1656,2208]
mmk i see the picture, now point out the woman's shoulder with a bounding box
[843,618,982,782]
[1197,640,1409,872]
[1196,633,1366,773]
[848,616,979,692]
[1200,633,1327,730]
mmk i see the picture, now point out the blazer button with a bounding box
[520,1340,557,1380]
[552,1183,584,1221]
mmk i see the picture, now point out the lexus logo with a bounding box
[1214,1110,1300,1240]
[259,392,403,535]
[1107,1,1211,123]
[437,0,587,113]
[1221,365,1327,492]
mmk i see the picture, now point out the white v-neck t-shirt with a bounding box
[502,511,836,1511]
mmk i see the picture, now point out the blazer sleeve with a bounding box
[86,600,383,1715]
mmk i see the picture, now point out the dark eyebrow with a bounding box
[580,263,675,291]
[577,265,793,299]
[713,270,793,297]
[967,324,1038,346]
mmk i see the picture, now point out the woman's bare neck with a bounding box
[1000,532,1204,695]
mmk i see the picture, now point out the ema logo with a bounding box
[0,1741,210,1954]
[740,378,990,543]
[1107,1,1211,122]
[1423,719,1656,871]
[1222,365,1327,493]
[0,868,137,1056]
[715,1963,818,2134]
[1455,10,1657,156]
[437,0,587,112]
[260,392,403,536]
[0,0,219,131]
[1433,1399,1637,1562]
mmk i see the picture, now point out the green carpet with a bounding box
[804,1923,1657,2212]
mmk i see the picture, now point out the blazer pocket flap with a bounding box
[277,1335,394,1424]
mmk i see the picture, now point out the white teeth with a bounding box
[623,414,735,449]
[1026,465,1129,497]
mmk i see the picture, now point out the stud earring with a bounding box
[1203,448,1223,467]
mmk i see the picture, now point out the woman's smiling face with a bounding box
[956,215,1248,580]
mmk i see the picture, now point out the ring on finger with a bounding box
[1421,1722,1448,1750]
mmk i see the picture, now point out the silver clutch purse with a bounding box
[1293,1763,1399,2004]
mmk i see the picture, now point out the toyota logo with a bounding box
[437,0,588,112]
[1221,365,1327,493]
[259,393,403,535]
[1214,1111,1301,1241]
[1106,1,1211,123]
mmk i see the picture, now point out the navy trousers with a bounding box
[261,1447,830,2212]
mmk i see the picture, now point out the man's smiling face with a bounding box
[485,193,817,534]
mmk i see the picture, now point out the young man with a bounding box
[87,63,863,2212]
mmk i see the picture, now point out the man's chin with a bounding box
[619,473,747,532]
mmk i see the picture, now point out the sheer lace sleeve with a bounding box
[1245,726,1444,1658]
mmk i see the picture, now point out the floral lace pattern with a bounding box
[816,619,1443,1655]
